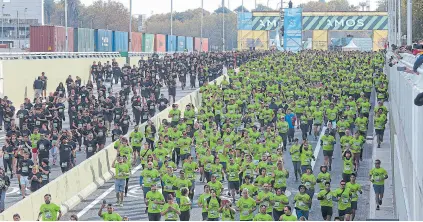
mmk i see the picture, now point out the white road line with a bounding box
[76,164,142,218]
[311,126,328,170]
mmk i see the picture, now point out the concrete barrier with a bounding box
[0,74,226,221]
[0,57,127,106]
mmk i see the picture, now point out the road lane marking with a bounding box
[76,164,142,218]
[311,126,327,170]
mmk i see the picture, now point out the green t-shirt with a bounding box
[180,196,191,212]
[130,131,143,146]
[141,168,160,187]
[198,193,211,213]
[115,162,130,179]
[206,197,221,219]
[270,194,289,211]
[39,203,61,221]
[317,172,331,190]
[227,163,240,182]
[346,182,362,201]
[236,197,256,220]
[221,207,235,221]
[343,157,354,174]
[161,203,180,221]
[253,213,273,221]
[294,193,311,211]
[317,189,334,207]
[321,135,335,151]
[208,181,223,197]
[301,173,316,190]
[101,212,122,221]
[257,191,273,212]
[162,174,177,192]
[146,191,165,213]
[281,214,298,221]
[173,178,192,198]
[369,167,388,185]
[335,188,352,210]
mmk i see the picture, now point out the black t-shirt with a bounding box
[37,139,51,157]
[18,159,34,176]
[59,143,72,163]
[40,165,50,182]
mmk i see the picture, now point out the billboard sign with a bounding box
[284,8,303,52]
[302,16,388,30]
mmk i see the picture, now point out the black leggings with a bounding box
[3,159,12,174]
[148,212,161,221]
[180,210,190,221]
[125,178,129,195]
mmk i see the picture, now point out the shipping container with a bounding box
[142,33,155,52]
[202,38,209,52]
[30,26,74,52]
[194,37,201,51]
[131,32,142,52]
[166,35,177,52]
[176,36,186,52]
[112,31,129,52]
[74,28,95,52]
[94,29,113,52]
[154,34,166,52]
[186,37,194,52]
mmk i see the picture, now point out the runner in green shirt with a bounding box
[98,203,122,221]
[317,165,331,191]
[38,194,62,221]
[129,127,143,162]
[320,129,336,169]
[289,138,302,180]
[294,185,311,219]
[369,159,388,210]
[236,188,257,221]
[226,157,240,202]
[220,201,236,221]
[335,180,353,221]
[179,188,192,221]
[146,184,165,221]
[161,195,181,221]
[253,205,273,221]
[280,206,298,221]
[317,182,334,221]
[112,156,130,206]
[198,185,211,221]
[346,174,363,221]
[270,188,289,220]
[205,189,222,220]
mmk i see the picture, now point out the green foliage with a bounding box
[299,0,359,11]
[234,5,249,13]
[252,4,274,12]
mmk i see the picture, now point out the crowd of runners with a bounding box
[94,50,390,221]
[0,50,391,221]
[0,51,258,214]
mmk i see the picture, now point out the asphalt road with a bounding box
[62,91,378,221]
[0,76,197,211]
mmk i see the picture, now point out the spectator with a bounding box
[0,168,11,213]
[40,72,48,98]
[33,77,44,100]
[37,194,61,221]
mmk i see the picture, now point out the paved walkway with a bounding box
[369,105,396,220]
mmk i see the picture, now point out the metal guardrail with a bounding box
[0,52,180,60]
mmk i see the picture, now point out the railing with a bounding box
[0,52,178,60]
[387,51,423,221]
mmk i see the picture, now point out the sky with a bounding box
[80,0,376,17]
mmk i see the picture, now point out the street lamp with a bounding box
[64,0,68,52]
[200,0,203,52]
[129,0,132,52]
[24,8,27,48]
[1,4,4,44]
[222,0,225,51]
[170,0,173,52]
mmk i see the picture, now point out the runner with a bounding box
[369,159,388,211]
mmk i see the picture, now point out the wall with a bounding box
[387,52,423,220]
[0,73,227,221]
[1,57,126,106]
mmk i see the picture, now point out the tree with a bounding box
[252,4,274,11]
[300,0,359,11]
[376,0,387,11]
[44,0,55,24]
[214,6,232,14]
[234,5,249,13]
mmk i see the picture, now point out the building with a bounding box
[0,0,43,49]
[237,10,388,51]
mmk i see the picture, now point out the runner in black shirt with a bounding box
[59,138,72,173]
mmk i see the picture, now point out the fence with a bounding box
[387,51,423,221]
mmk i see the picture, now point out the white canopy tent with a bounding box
[342,40,360,51]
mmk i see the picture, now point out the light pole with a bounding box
[24,8,27,48]
[170,0,173,52]
[200,0,203,52]
[406,0,412,45]
[397,0,401,46]
[65,0,68,52]
[129,0,132,52]
[1,4,4,45]
[222,0,225,51]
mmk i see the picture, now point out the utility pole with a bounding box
[17,11,19,49]
[398,0,401,46]
[129,0,132,52]
[200,0,203,52]
[2,5,4,45]
[25,8,27,48]
[65,0,68,52]
[222,0,225,51]
[406,0,412,44]
[170,0,173,52]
